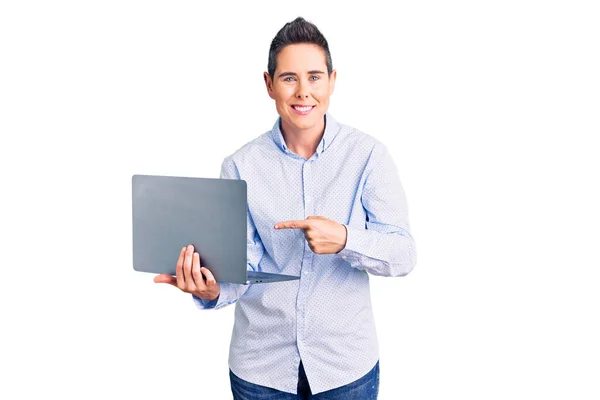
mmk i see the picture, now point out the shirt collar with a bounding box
[271,112,341,156]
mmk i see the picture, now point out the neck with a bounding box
[281,117,325,160]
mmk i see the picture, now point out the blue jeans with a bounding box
[230,360,379,399]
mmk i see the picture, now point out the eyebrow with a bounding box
[277,70,326,79]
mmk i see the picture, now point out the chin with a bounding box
[292,121,316,131]
[290,114,322,129]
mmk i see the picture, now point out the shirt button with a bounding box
[303,270,309,275]
[341,255,347,260]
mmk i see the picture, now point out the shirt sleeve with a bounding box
[192,156,265,310]
[336,142,417,277]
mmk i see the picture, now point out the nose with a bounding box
[295,79,309,99]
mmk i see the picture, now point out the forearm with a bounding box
[337,224,417,277]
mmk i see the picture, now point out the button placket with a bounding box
[298,160,312,346]
[303,161,311,216]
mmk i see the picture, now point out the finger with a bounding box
[201,267,217,287]
[275,220,311,230]
[176,246,186,288]
[307,215,328,221]
[183,246,195,289]
[154,274,177,286]
[191,252,206,290]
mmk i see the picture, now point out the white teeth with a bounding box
[294,106,313,112]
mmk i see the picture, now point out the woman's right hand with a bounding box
[154,244,220,301]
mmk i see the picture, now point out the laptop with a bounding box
[131,174,300,284]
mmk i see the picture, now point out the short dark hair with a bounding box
[267,17,333,79]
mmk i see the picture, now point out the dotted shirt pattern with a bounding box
[194,113,416,395]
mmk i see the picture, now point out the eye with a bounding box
[283,76,296,82]
[309,75,320,82]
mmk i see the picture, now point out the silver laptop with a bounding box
[132,174,300,284]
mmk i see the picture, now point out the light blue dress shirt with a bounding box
[194,113,416,395]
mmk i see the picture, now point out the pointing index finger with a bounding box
[275,220,311,230]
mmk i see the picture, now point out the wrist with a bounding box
[194,289,220,301]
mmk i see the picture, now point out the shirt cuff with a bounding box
[337,224,366,266]
[192,293,220,309]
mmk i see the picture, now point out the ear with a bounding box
[328,69,337,96]
[264,72,275,100]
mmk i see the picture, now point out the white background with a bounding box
[1,1,599,399]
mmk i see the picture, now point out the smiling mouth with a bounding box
[291,105,315,114]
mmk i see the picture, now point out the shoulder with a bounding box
[221,130,274,167]
[336,120,389,158]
